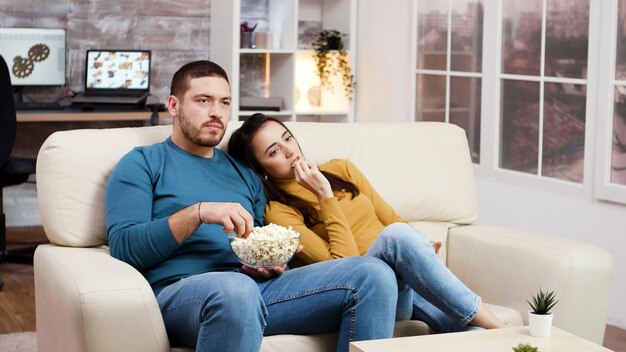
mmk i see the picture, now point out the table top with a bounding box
[349,326,613,352]
[16,110,170,123]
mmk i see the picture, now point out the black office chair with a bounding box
[0,55,38,290]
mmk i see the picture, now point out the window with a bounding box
[499,0,589,183]
[595,0,626,203]
[413,0,626,203]
[415,0,484,163]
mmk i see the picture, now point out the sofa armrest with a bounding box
[34,245,170,352]
[447,225,613,344]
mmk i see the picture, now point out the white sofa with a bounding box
[34,121,613,351]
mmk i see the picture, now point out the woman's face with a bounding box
[251,120,303,180]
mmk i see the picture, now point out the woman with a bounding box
[228,113,505,333]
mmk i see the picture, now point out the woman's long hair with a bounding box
[228,113,359,227]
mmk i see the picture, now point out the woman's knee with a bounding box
[377,223,430,250]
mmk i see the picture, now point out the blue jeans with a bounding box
[366,223,481,333]
[156,256,398,352]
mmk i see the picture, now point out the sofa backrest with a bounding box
[36,121,477,247]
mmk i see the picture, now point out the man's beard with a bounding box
[178,107,225,147]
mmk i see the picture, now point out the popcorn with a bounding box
[291,155,303,168]
[229,223,300,269]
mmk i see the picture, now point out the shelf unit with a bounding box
[210,0,357,123]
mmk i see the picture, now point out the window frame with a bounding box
[411,0,484,163]
[486,0,599,198]
[413,0,606,201]
[593,0,626,204]
[493,0,595,185]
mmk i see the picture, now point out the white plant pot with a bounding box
[528,311,553,337]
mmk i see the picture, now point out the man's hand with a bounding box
[240,244,304,279]
[241,264,287,279]
[199,202,254,238]
[169,202,255,244]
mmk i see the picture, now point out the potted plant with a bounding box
[512,342,539,352]
[527,289,558,337]
[311,29,355,100]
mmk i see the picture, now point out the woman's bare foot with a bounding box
[469,304,507,329]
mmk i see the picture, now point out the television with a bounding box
[0,27,66,86]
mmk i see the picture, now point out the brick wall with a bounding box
[1,0,211,103]
[1,0,210,226]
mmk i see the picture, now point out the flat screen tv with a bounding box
[0,27,66,86]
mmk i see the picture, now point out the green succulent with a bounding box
[527,289,559,315]
[512,342,539,352]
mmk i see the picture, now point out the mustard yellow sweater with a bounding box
[265,159,406,267]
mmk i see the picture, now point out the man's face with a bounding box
[176,76,231,147]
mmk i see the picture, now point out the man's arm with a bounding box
[195,202,254,239]
[106,150,180,270]
[107,151,256,270]
[167,203,201,243]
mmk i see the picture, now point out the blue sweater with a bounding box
[105,137,267,296]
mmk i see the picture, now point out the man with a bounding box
[105,60,398,352]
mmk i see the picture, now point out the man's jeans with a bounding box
[367,222,481,333]
[157,256,398,352]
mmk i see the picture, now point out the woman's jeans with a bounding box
[156,256,398,352]
[366,222,481,333]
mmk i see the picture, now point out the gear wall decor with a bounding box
[11,43,50,78]
[28,44,50,62]
[12,56,34,78]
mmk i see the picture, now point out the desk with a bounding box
[16,110,170,123]
[13,110,171,158]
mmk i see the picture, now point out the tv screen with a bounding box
[0,27,66,86]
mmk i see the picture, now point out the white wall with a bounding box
[355,0,413,123]
[3,182,40,227]
[356,0,626,330]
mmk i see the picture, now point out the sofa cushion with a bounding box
[37,122,477,247]
[278,122,477,224]
[173,321,430,352]
[37,126,173,246]
[172,307,522,352]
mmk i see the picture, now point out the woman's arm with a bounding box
[342,160,406,225]
[265,198,360,264]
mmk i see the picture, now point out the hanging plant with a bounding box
[312,29,355,100]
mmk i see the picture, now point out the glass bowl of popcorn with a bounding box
[228,223,301,269]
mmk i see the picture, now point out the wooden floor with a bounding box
[0,226,44,333]
[1,227,625,351]
[0,263,36,332]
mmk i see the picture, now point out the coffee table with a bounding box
[349,326,613,351]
